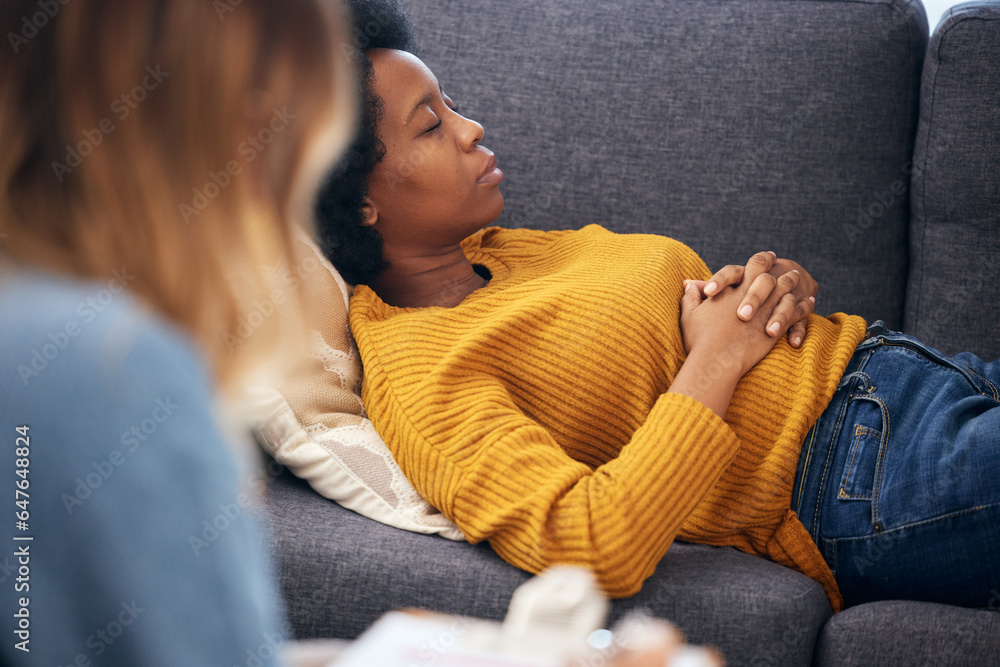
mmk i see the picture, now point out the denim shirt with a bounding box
[0,268,285,666]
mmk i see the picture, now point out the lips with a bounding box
[476,153,504,185]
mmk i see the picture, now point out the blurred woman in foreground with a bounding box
[0,1,354,664]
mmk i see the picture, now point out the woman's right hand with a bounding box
[680,251,801,377]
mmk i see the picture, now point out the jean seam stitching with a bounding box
[966,364,999,401]
[820,535,837,576]
[880,338,980,392]
[853,371,874,388]
[829,501,1000,542]
[871,394,891,526]
[794,424,819,516]
[813,377,856,537]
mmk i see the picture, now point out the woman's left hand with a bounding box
[685,252,818,348]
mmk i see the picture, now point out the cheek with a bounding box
[374,153,423,196]
[378,139,448,189]
[371,140,483,215]
[383,154,458,200]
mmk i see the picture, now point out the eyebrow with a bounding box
[404,82,447,127]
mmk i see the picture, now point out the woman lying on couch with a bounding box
[316,12,1000,613]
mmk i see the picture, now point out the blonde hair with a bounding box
[0,0,356,394]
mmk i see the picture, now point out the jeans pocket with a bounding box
[837,394,887,503]
[839,424,879,501]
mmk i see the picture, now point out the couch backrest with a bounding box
[406,0,927,327]
[905,1,1000,359]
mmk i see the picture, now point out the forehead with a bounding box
[368,49,438,112]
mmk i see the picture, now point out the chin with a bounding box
[487,191,504,221]
[464,191,504,232]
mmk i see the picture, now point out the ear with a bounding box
[360,198,378,227]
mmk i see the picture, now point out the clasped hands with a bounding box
[680,251,818,377]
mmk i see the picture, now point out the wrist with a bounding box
[669,346,742,419]
[685,344,749,386]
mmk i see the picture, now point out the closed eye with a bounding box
[422,95,460,134]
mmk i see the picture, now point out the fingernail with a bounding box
[809,296,815,303]
[705,282,718,295]
[792,269,799,274]
[769,322,781,335]
[792,335,802,346]
[739,305,753,319]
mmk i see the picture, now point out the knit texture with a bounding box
[350,225,868,610]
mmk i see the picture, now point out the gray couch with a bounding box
[264,0,1000,664]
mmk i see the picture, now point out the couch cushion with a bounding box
[265,469,831,664]
[904,1,1000,359]
[248,232,463,540]
[813,600,1000,665]
[406,0,927,327]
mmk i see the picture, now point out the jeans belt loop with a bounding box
[865,320,886,340]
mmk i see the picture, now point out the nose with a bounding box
[460,115,484,151]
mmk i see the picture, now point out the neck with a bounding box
[369,245,487,308]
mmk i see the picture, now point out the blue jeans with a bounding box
[791,322,1000,609]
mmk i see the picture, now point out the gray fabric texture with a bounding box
[905,2,1000,359]
[407,0,927,327]
[813,600,1000,665]
[264,470,831,665]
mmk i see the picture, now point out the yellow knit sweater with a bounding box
[350,225,868,610]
